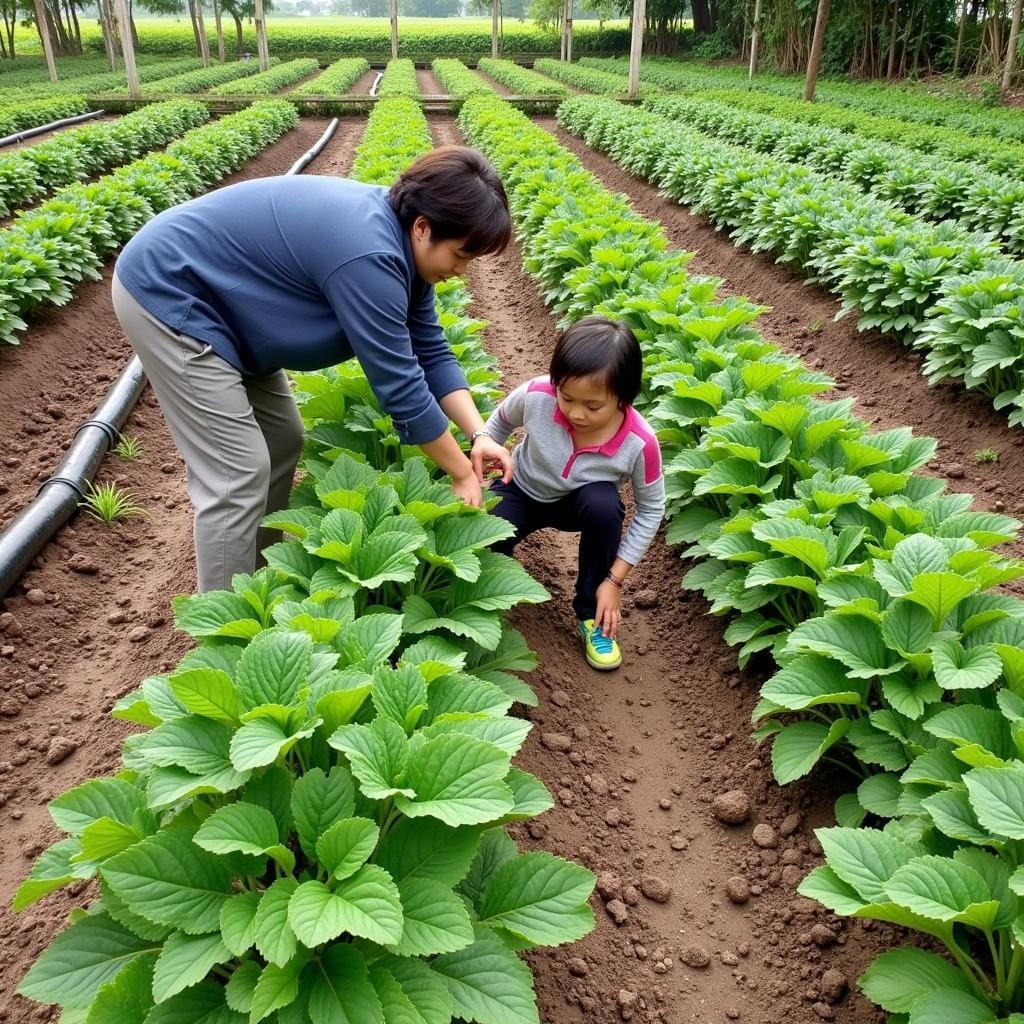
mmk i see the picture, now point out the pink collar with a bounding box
[552,402,636,457]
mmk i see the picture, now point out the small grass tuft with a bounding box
[115,434,144,461]
[975,448,1000,463]
[80,482,146,525]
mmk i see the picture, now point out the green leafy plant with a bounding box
[431,58,496,100]
[376,58,420,98]
[214,58,320,95]
[477,58,568,97]
[290,57,370,96]
[976,448,1001,463]
[115,434,145,460]
[80,481,146,523]
[533,57,658,97]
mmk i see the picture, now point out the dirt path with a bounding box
[476,69,514,96]
[0,118,363,1023]
[539,119,1024,539]
[417,66,445,95]
[348,67,379,94]
[434,115,890,1024]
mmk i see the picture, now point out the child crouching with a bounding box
[479,315,665,670]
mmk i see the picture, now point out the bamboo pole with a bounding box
[748,0,762,76]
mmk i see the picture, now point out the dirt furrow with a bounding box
[0,117,362,1023]
[436,114,890,1024]
[417,66,446,95]
[539,119,1024,533]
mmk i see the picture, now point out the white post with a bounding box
[254,0,269,71]
[113,0,140,97]
[748,0,762,77]
[33,0,58,82]
[389,0,398,58]
[627,0,646,98]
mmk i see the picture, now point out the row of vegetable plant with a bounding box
[639,94,1024,257]
[585,56,1024,147]
[13,92,596,1024]
[213,58,320,96]
[532,58,656,97]
[0,96,89,139]
[459,92,1024,1022]
[133,58,277,96]
[430,59,495,98]
[376,58,419,99]
[557,96,1024,431]
[475,58,567,97]
[0,100,209,220]
[290,57,370,96]
[4,58,204,102]
[0,99,298,346]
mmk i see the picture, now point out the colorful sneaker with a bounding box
[578,619,622,671]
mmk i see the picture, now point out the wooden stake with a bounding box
[803,0,830,100]
[748,0,762,76]
[390,0,398,59]
[564,0,573,62]
[112,0,139,96]
[254,0,269,71]
[491,0,499,57]
[33,0,57,82]
[213,0,225,62]
[627,0,645,98]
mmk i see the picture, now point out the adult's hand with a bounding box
[451,470,484,508]
[471,436,512,483]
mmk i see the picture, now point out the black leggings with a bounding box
[489,478,625,620]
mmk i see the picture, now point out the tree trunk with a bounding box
[803,0,829,100]
[33,0,56,79]
[491,0,498,57]
[886,0,899,76]
[113,0,139,95]
[388,0,397,59]
[748,0,762,76]
[129,0,139,50]
[194,0,210,66]
[691,0,711,33]
[564,0,573,61]
[627,0,646,97]
[1002,0,1023,92]
[232,10,242,56]
[954,0,968,68]
[67,0,80,50]
[213,0,224,62]
[254,0,269,70]
[186,0,202,56]
[99,0,118,69]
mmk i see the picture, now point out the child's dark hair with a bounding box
[389,145,511,257]
[549,315,642,407]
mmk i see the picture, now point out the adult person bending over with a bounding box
[111,146,513,593]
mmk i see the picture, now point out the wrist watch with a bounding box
[470,429,491,445]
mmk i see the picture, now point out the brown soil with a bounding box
[433,115,892,1024]
[541,119,1024,551]
[348,67,380,94]
[417,66,446,95]
[279,68,325,93]
[0,116,363,1023]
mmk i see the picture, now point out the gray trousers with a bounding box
[111,273,304,593]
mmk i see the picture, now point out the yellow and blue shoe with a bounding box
[578,619,622,671]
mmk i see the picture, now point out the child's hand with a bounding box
[471,435,513,483]
[595,579,622,639]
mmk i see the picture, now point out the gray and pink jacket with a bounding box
[484,376,666,566]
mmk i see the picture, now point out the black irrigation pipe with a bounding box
[0,117,340,599]
[0,109,105,148]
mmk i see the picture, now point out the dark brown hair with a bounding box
[389,145,511,256]
[549,315,643,407]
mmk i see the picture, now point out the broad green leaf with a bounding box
[771,719,850,785]
[860,947,974,1013]
[905,573,979,628]
[785,614,901,678]
[372,664,429,733]
[797,865,867,915]
[230,717,317,772]
[921,788,992,844]
[254,878,299,967]
[431,928,539,1024]
[172,591,261,640]
[932,640,1003,691]
[225,960,260,1013]
[388,876,475,956]
[287,866,403,947]
[250,954,307,1024]
[17,913,156,1009]
[329,719,414,800]
[375,818,482,886]
[219,891,261,958]
[83,952,156,1024]
[194,802,294,873]
[460,828,518,911]
[402,595,503,651]
[816,826,917,903]
[291,766,356,861]
[101,831,232,935]
[478,852,595,946]
[308,944,383,1024]
[49,779,147,837]
[760,656,863,710]
[235,630,312,711]
[907,989,1002,1024]
[143,981,245,1023]
[964,763,1024,839]
[884,855,997,927]
[152,931,231,1003]
[375,957,451,1024]
[169,669,241,727]
[395,734,513,827]
[315,817,379,881]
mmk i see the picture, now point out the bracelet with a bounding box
[470,428,491,445]
[606,572,623,589]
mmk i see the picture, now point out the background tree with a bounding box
[0,0,17,57]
